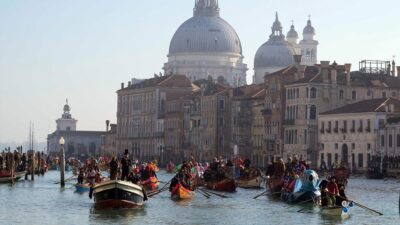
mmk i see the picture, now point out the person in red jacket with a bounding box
[325,176,340,207]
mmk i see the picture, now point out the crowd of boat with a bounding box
[0,148,389,219]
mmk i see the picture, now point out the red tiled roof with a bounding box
[320,98,400,115]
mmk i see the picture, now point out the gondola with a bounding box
[0,171,26,183]
[91,180,147,208]
[170,182,195,200]
[206,178,236,192]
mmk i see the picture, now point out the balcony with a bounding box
[283,120,295,125]
[261,109,272,116]
[325,128,331,133]
[333,128,338,133]
[365,127,371,133]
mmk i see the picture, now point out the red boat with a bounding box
[206,179,236,192]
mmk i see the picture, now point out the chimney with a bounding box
[344,63,352,86]
[397,66,400,77]
[321,61,330,83]
[128,81,132,87]
[331,61,338,84]
[106,120,110,132]
[121,82,125,89]
[392,60,396,76]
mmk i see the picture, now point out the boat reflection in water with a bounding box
[89,206,147,221]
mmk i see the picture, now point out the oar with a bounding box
[54,175,77,184]
[297,196,328,213]
[147,179,173,198]
[325,191,383,216]
[196,188,211,199]
[200,188,229,198]
[253,190,269,199]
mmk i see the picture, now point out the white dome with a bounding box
[169,14,242,55]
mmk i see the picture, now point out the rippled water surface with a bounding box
[0,171,399,225]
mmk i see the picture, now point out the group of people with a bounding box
[77,157,103,185]
[319,175,348,207]
[0,148,48,175]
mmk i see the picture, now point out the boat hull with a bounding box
[75,183,91,192]
[281,190,320,204]
[266,177,283,197]
[0,171,26,183]
[320,206,350,219]
[92,180,145,208]
[206,179,236,192]
[236,176,262,188]
[171,183,195,200]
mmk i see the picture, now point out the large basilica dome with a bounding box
[163,0,248,87]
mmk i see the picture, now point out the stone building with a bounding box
[230,84,265,162]
[163,0,248,87]
[377,116,400,174]
[284,60,400,166]
[116,74,194,161]
[47,100,105,159]
[99,120,117,157]
[318,98,400,172]
[250,88,267,167]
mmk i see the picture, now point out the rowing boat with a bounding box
[0,171,26,183]
[206,179,236,192]
[171,182,195,200]
[75,183,91,192]
[236,175,263,188]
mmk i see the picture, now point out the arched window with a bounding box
[339,90,344,100]
[389,135,393,147]
[310,105,317,120]
[397,134,400,147]
[381,135,385,147]
[352,91,357,100]
[310,87,317,98]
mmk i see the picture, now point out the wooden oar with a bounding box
[54,175,77,184]
[253,190,268,199]
[147,179,172,198]
[196,188,211,199]
[325,191,383,216]
[200,188,229,198]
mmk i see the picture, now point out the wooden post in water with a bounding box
[31,151,35,181]
[60,137,65,187]
[11,152,15,185]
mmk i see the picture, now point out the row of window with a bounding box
[380,134,400,147]
[320,153,367,168]
[286,87,317,100]
[320,119,373,134]
[284,129,308,145]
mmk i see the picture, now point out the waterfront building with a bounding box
[284,60,400,166]
[230,84,265,163]
[318,98,400,173]
[116,74,194,160]
[163,0,248,87]
[99,121,117,157]
[47,100,105,159]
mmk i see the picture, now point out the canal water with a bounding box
[0,171,399,225]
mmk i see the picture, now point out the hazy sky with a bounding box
[0,0,399,145]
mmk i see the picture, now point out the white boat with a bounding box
[0,171,26,183]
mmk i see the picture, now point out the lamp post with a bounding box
[59,137,65,187]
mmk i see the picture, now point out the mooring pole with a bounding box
[31,151,35,181]
[59,137,65,187]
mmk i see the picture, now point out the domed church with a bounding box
[163,0,248,87]
[253,14,319,84]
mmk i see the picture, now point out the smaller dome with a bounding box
[254,40,295,68]
[287,25,298,39]
[303,19,315,35]
[63,99,71,113]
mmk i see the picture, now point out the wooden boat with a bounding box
[170,182,195,200]
[75,183,91,192]
[266,176,283,197]
[0,171,26,183]
[141,176,159,191]
[320,206,350,218]
[91,180,147,208]
[236,175,263,188]
[206,179,236,192]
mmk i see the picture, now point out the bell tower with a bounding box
[56,99,77,131]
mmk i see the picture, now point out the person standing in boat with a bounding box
[0,153,3,170]
[109,156,118,180]
[325,176,339,207]
[120,149,131,181]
